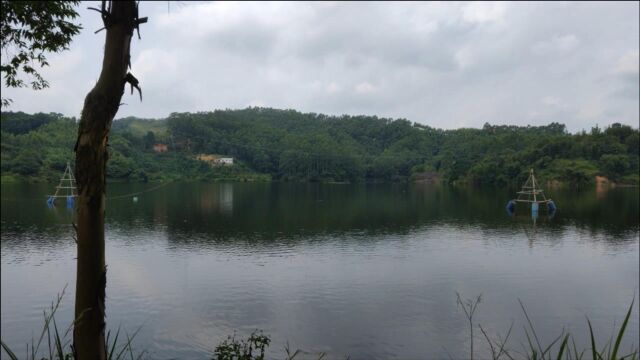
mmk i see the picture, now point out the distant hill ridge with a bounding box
[1,108,638,185]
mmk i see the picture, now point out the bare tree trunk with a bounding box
[73,2,141,358]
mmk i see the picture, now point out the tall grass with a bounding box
[2,289,637,360]
[0,286,144,360]
[455,292,638,360]
[456,292,483,360]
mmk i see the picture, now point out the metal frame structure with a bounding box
[47,162,77,205]
[507,168,556,214]
[515,169,551,204]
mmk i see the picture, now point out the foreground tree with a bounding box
[73,1,145,358]
[0,0,81,107]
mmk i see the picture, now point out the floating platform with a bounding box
[506,169,556,214]
[47,162,77,208]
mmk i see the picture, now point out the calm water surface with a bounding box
[1,182,638,359]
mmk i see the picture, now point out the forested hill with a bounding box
[1,109,638,186]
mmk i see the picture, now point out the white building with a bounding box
[218,157,234,165]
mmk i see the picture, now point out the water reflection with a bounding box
[1,183,638,360]
[1,183,638,250]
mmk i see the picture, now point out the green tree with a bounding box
[11,148,42,175]
[547,159,599,186]
[3,109,639,186]
[0,1,81,107]
[106,150,135,178]
[599,154,629,180]
[143,130,155,150]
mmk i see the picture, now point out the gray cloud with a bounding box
[2,1,638,132]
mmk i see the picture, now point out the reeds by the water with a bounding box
[453,293,638,360]
[1,290,637,360]
[0,286,142,360]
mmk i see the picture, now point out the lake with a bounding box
[1,182,638,359]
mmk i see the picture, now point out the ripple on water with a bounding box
[2,184,638,359]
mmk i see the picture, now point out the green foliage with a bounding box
[0,111,64,134]
[0,1,81,107]
[213,331,271,360]
[107,150,135,179]
[599,154,630,181]
[143,131,155,150]
[542,159,599,187]
[1,110,638,186]
[9,147,42,175]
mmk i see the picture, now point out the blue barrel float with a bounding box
[66,196,74,208]
[505,200,516,213]
[47,196,55,208]
[548,200,556,212]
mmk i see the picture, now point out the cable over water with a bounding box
[1,181,174,202]
[106,181,174,200]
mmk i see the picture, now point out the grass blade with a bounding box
[46,315,53,360]
[114,326,143,360]
[524,327,538,358]
[52,316,65,359]
[497,323,515,360]
[107,326,121,360]
[611,298,635,360]
[1,340,19,360]
[519,299,544,357]
[479,325,497,359]
[542,332,564,357]
[555,334,569,360]
[126,331,135,360]
[571,337,585,360]
[620,351,640,360]
[587,318,598,360]
[105,329,111,360]
[135,349,147,360]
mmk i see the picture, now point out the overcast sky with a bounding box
[2,1,638,132]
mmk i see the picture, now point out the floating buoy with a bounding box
[531,202,539,213]
[133,196,138,202]
[548,200,556,212]
[506,200,515,212]
[66,196,74,208]
[47,196,55,208]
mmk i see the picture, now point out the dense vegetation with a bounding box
[1,109,638,186]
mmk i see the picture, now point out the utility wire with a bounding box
[1,181,174,202]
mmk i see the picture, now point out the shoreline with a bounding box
[2,175,638,189]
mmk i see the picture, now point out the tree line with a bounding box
[2,108,638,186]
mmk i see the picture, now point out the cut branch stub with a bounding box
[124,72,142,101]
[87,1,112,33]
[135,17,148,39]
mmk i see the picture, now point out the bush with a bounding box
[213,331,270,360]
[600,154,630,180]
[545,159,598,186]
